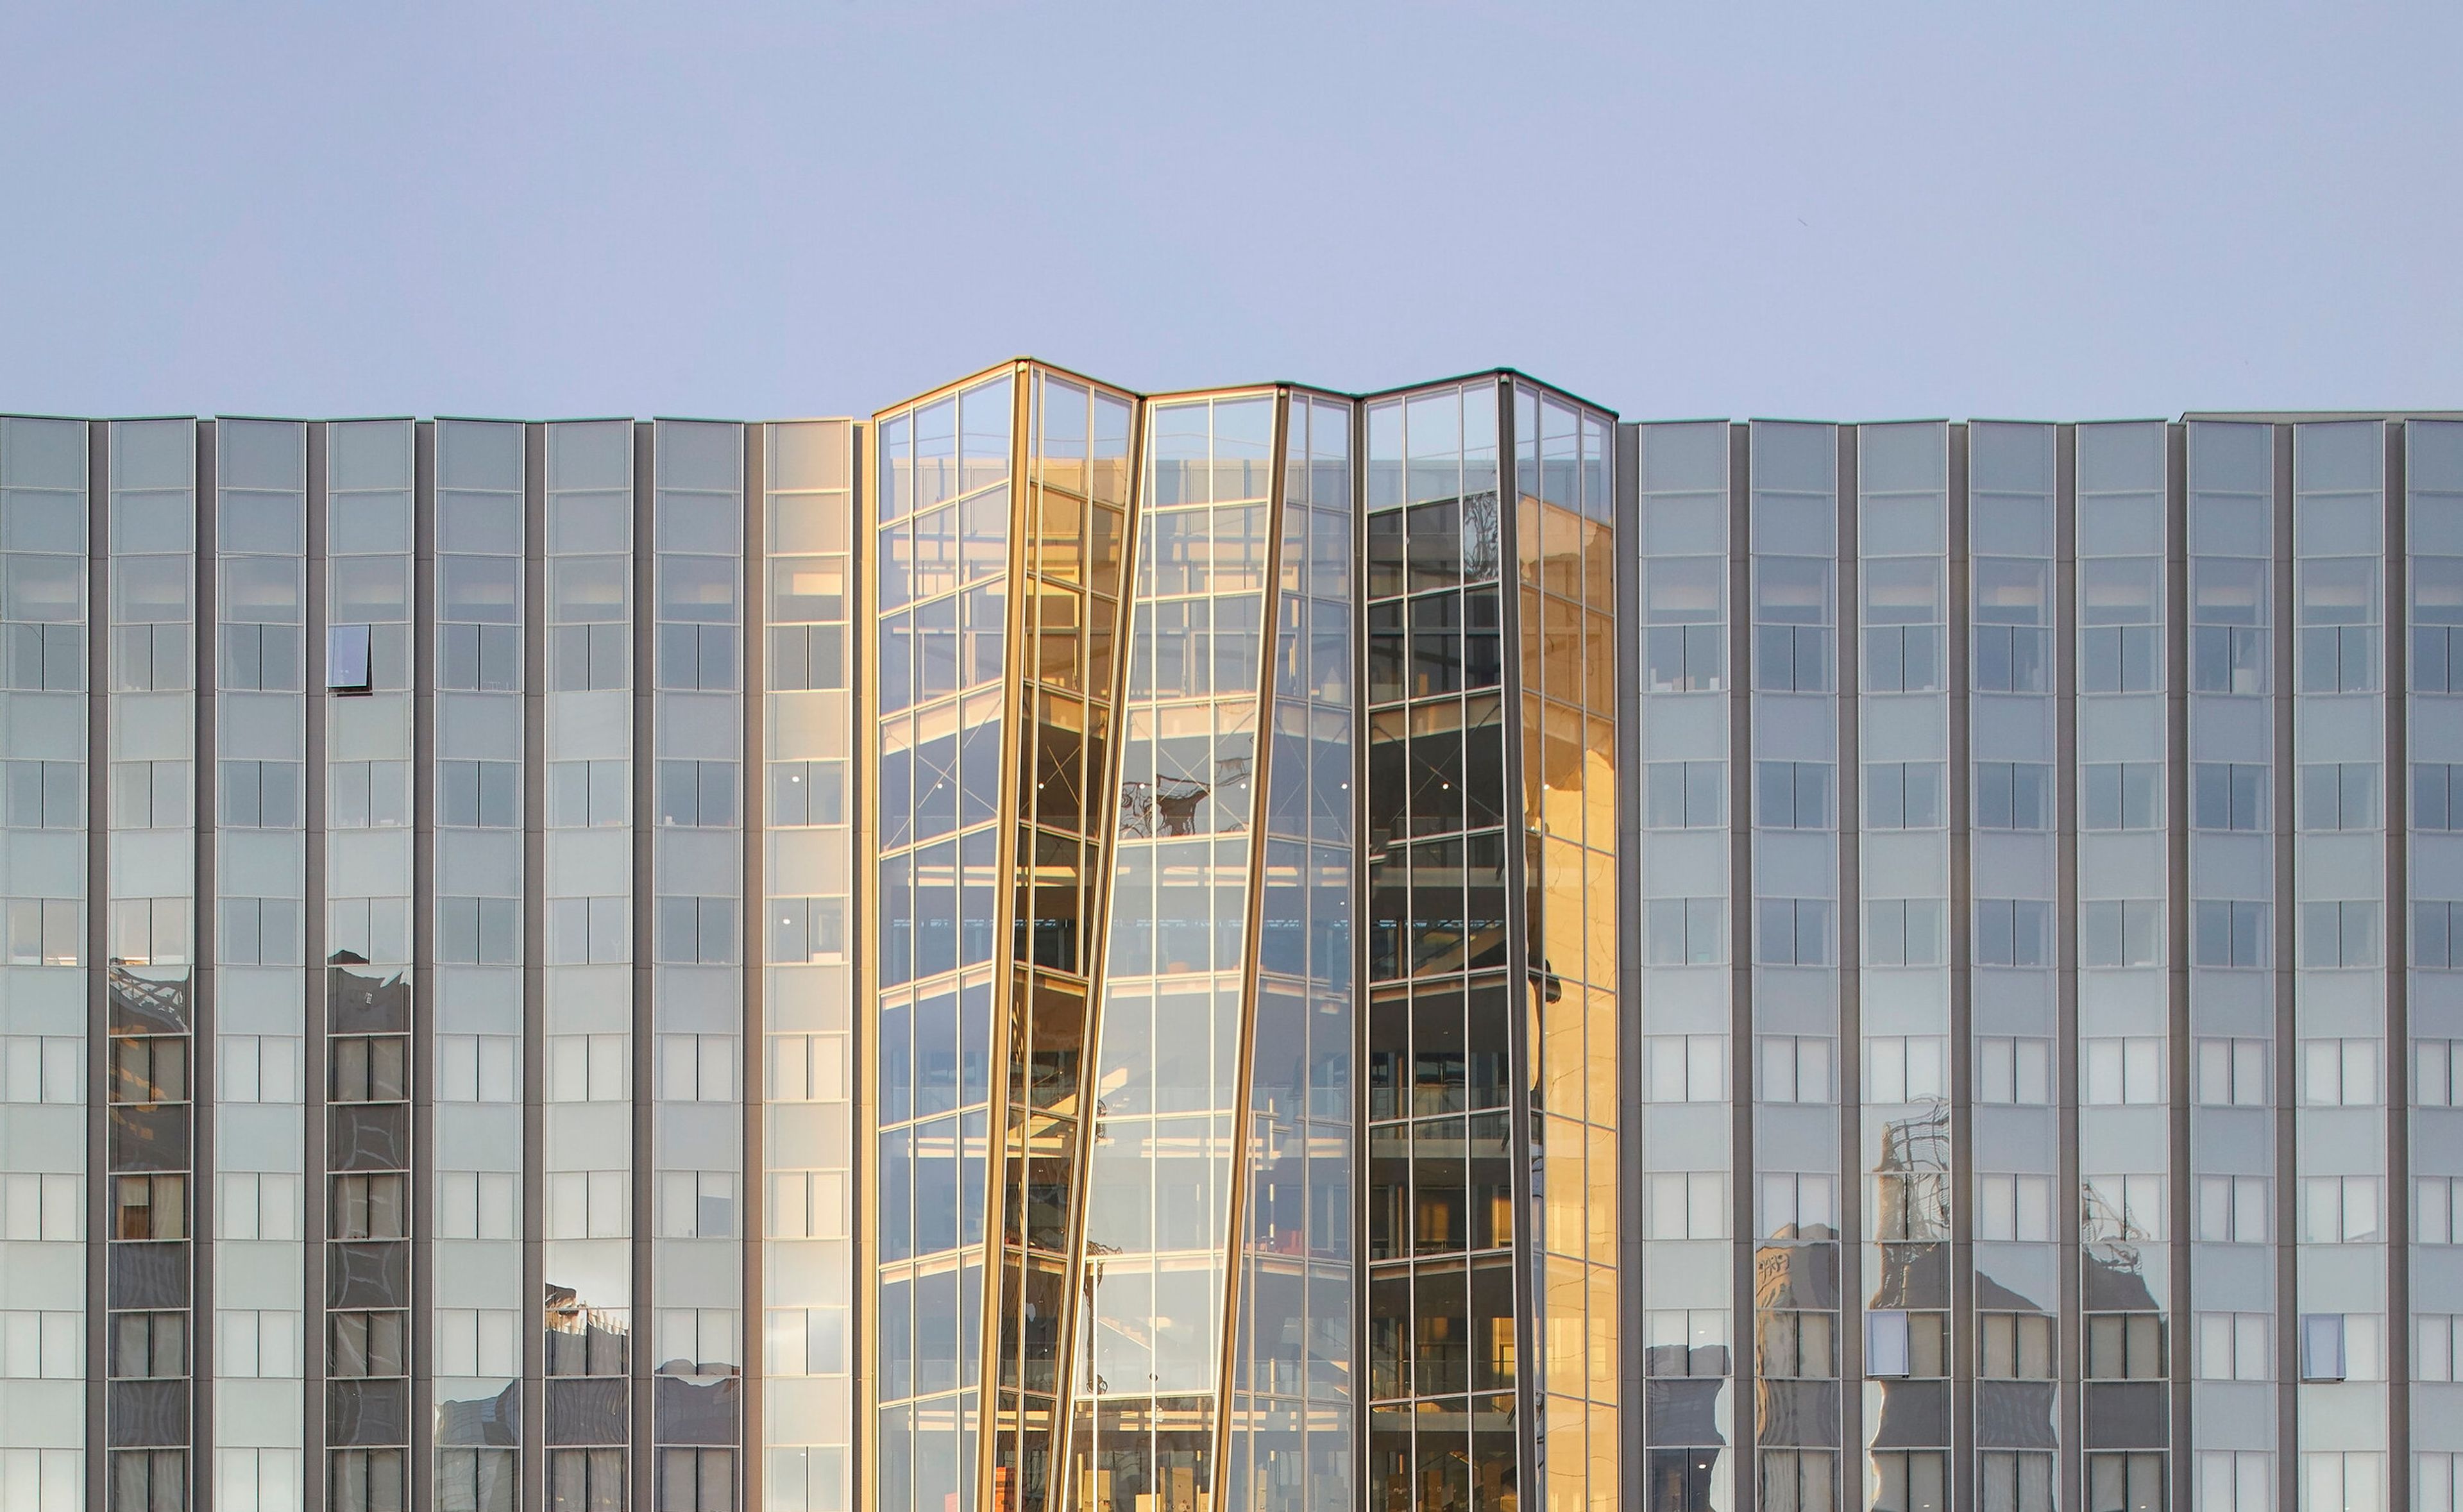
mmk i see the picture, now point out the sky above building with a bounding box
[2,2,2457,421]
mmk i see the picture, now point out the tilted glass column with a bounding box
[995,367,1130,1512]
[1218,391,1358,1512]
[755,418,858,1512]
[1511,382,1620,1512]
[1632,419,1736,1512]
[1964,421,2062,1512]
[0,414,92,1511]
[866,366,1020,1512]
[1362,379,1517,1512]
[1067,388,1276,1509]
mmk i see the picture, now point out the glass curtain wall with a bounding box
[103,417,199,1512]
[2072,422,2174,1512]
[320,419,418,1511]
[1068,389,1275,1510]
[866,366,1017,1512]
[1964,423,2062,1512]
[2184,420,2280,1512]
[1512,383,1620,1512]
[1218,391,1358,1512]
[756,418,857,1512]
[1853,423,1953,1512]
[214,419,314,1512]
[1633,420,1736,1512]
[0,415,91,1512]
[540,419,637,1512]
[648,420,750,1510]
[1747,420,1844,1512]
[2407,419,2463,1512]
[999,368,1130,1512]
[429,417,527,1512]
[1362,379,1517,1512]
[2287,421,2389,1512]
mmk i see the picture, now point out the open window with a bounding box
[2299,1313,2347,1382]
[328,623,373,694]
[1867,1309,1912,1377]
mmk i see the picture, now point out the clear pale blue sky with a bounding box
[3,3,2457,422]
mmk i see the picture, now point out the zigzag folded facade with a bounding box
[1,371,2458,1512]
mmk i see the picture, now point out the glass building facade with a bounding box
[0,382,2452,1512]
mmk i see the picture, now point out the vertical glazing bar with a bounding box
[1727,420,1755,1512]
[409,419,436,1512]
[2164,421,2191,1512]
[1947,421,1974,1512]
[193,419,217,1512]
[2054,424,2080,1512]
[520,420,548,1512]
[2272,424,2296,1512]
[741,422,765,1512]
[2384,417,2409,1512]
[1834,425,1863,1494]
[631,419,656,1506]
[88,419,112,1512]
[1612,421,1642,1508]
[302,419,328,1512]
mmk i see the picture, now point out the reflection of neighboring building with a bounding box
[435,1379,523,1449]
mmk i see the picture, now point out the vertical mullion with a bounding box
[631,420,656,1506]
[741,423,766,1512]
[2054,424,2081,1512]
[1836,425,1864,1470]
[84,419,110,1512]
[1611,418,1643,1501]
[1727,421,1757,1505]
[301,422,330,1512]
[1948,422,1976,1512]
[2385,418,2412,1512]
[2272,423,2299,1512]
[520,421,548,1512]
[2165,421,2194,1512]
[191,419,219,1512]
[409,419,438,1512]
